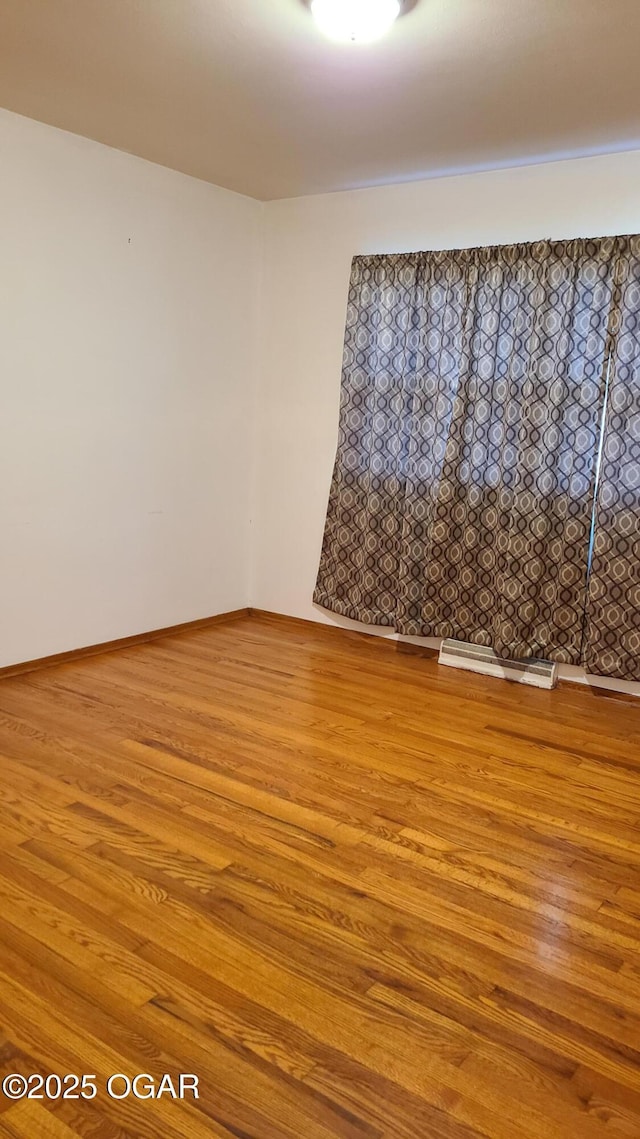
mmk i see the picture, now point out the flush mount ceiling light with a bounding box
[311,0,402,43]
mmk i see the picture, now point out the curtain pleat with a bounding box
[314,236,639,677]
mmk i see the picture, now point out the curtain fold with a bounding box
[313,255,421,625]
[585,237,640,679]
[315,236,638,674]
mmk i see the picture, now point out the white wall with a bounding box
[254,152,640,695]
[0,109,262,667]
[1,112,637,694]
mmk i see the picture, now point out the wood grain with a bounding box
[0,612,638,1137]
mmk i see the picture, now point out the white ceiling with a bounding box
[0,0,639,201]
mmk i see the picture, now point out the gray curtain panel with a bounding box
[314,237,638,673]
[585,240,640,679]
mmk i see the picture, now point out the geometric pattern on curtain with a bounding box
[314,237,638,674]
[585,239,640,679]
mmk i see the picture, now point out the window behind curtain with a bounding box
[314,237,639,676]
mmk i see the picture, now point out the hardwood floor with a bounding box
[0,612,639,1138]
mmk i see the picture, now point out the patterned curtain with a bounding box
[585,240,640,679]
[314,237,638,672]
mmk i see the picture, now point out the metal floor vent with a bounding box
[438,639,558,689]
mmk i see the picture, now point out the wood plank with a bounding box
[0,613,638,1137]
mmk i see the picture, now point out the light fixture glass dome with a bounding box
[311,0,401,43]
